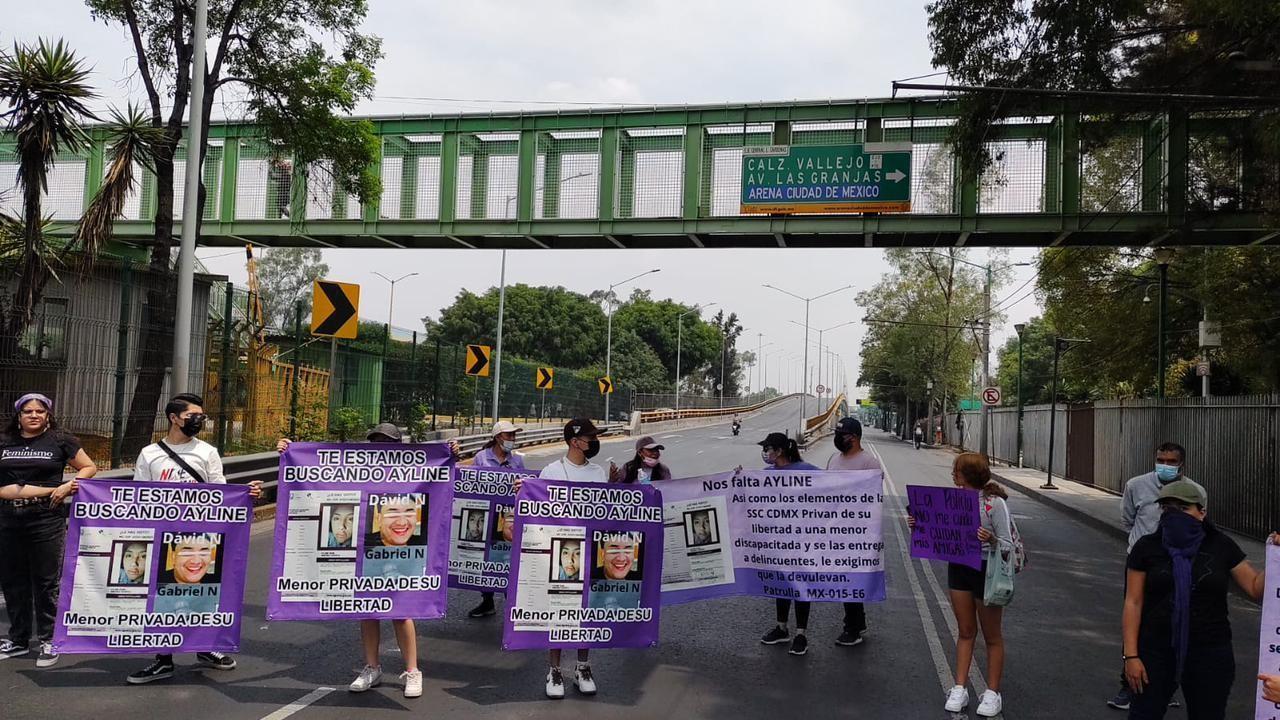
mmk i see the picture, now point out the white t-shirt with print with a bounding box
[538,456,607,483]
[132,437,226,484]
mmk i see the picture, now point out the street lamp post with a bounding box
[926,378,934,446]
[371,271,420,422]
[603,268,661,422]
[675,303,715,417]
[767,287,853,435]
[1014,322,1026,467]
[1153,247,1174,399]
[1043,336,1090,490]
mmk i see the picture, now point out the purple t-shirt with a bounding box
[472,446,525,470]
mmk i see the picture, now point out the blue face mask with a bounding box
[1155,464,1180,483]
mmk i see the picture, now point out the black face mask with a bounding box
[583,439,601,459]
[180,414,206,437]
[834,434,854,453]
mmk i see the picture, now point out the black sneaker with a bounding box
[1168,697,1181,708]
[1106,686,1132,710]
[835,630,865,647]
[35,642,58,668]
[0,639,29,659]
[788,633,808,656]
[196,652,237,670]
[127,658,175,684]
[760,626,789,645]
[467,599,496,619]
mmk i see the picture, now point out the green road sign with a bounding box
[740,143,912,214]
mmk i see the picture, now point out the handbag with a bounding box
[983,546,1015,607]
[156,440,206,483]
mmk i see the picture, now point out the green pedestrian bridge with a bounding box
[9,94,1275,249]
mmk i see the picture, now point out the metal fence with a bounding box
[971,396,1280,539]
[633,390,777,411]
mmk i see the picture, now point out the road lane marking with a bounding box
[871,443,990,699]
[259,686,335,720]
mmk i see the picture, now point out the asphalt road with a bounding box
[0,396,1265,719]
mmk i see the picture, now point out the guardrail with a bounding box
[638,393,800,424]
[802,393,847,444]
[90,423,625,504]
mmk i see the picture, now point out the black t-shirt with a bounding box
[0,431,82,489]
[1126,524,1246,650]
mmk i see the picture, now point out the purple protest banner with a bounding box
[1256,544,1280,720]
[448,465,537,593]
[658,469,885,606]
[906,485,983,570]
[501,478,663,650]
[53,479,253,654]
[267,442,454,621]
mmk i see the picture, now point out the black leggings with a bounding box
[1128,643,1235,720]
[775,600,867,633]
[0,507,66,645]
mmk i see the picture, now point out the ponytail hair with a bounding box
[782,438,802,464]
[953,452,1006,498]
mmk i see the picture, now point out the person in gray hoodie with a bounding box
[1108,442,1204,711]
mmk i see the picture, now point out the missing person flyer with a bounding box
[501,479,663,650]
[448,465,537,593]
[53,479,253,653]
[267,442,454,621]
[659,469,885,605]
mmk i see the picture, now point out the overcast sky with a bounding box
[8,0,1042,398]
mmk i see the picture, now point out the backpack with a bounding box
[984,496,1027,574]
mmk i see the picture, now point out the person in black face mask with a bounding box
[126,393,261,685]
[824,417,882,648]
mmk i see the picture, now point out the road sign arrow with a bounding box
[537,367,554,389]
[466,345,491,376]
[313,281,357,336]
[886,168,907,183]
[598,377,613,394]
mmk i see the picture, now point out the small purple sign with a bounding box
[53,479,253,654]
[267,442,454,621]
[906,485,983,571]
[1256,544,1280,720]
[658,469,886,606]
[501,479,663,650]
[448,465,537,593]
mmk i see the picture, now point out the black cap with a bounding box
[367,423,402,442]
[834,416,862,437]
[563,418,600,442]
[757,431,791,449]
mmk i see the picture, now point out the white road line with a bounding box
[258,687,335,720]
[867,443,958,696]
[872,443,990,699]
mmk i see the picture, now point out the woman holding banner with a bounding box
[1121,480,1273,720]
[907,452,1012,717]
[754,432,821,657]
[611,436,671,484]
[0,393,97,668]
[467,421,525,620]
[278,424,424,698]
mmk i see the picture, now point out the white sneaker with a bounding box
[545,667,565,699]
[349,665,382,692]
[976,689,1002,717]
[944,685,970,712]
[574,662,597,695]
[400,669,422,698]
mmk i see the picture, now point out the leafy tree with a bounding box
[86,0,383,457]
[257,247,329,331]
[993,316,1057,405]
[926,0,1280,213]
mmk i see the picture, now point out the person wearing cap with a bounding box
[611,436,670,484]
[755,431,821,656]
[126,393,262,685]
[276,421,425,699]
[0,393,97,668]
[466,421,526,619]
[1122,479,1274,719]
[1110,442,1204,711]
[825,417,881,648]
[534,418,612,698]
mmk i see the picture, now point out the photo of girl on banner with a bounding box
[552,538,584,583]
[111,541,151,587]
[685,509,719,547]
[153,532,224,613]
[321,503,357,549]
[363,494,428,578]
[461,508,488,542]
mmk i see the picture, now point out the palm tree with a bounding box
[0,38,94,341]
